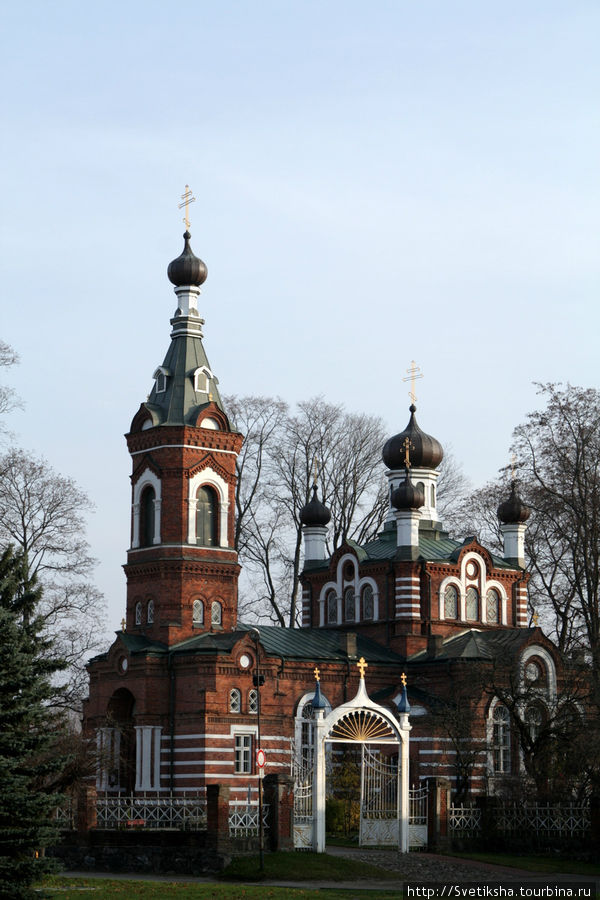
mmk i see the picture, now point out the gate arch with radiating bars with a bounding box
[293,666,412,852]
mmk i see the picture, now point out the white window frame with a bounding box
[132,469,162,549]
[187,468,229,548]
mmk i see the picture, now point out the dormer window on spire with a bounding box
[153,366,170,393]
[192,366,213,395]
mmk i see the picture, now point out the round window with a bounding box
[239,653,252,669]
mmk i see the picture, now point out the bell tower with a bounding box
[123,219,243,645]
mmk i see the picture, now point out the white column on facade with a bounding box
[135,726,143,791]
[153,499,161,544]
[187,497,196,544]
[152,727,162,790]
[132,502,141,549]
[219,500,229,548]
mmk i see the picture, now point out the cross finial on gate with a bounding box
[357,657,368,678]
[314,666,320,682]
[401,672,407,687]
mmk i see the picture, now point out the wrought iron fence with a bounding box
[53,798,74,830]
[496,801,590,837]
[228,801,270,837]
[96,792,207,830]
[450,800,590,839]
[449,803,481,837]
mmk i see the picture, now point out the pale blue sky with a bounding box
[1,2,599,632]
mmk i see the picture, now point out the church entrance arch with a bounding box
[308,659,411,853]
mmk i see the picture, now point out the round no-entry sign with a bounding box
[256,748,266,769]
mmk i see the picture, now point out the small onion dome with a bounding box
[300,485,331,527]
[312,679,327,710]
[167,231,208,287]
[497,482,530,524]
[397,684,411,714]
[392,469,425,511]
[382,404,444,471]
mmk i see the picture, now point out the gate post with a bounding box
[206,784,231,851]
[264,773,294,851]
[427,777,451,851]
[312,709,327,853]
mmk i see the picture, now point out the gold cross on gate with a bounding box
[121,618,126,632]
[401,672,407,687]
[314,666,321,682]
[402,360,423,405]
[403,437,414,469]
[357,657,368,678]
[179,184,196,231]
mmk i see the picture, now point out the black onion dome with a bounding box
[382,405,444,471]
[300,485,331,527]
[167,231,208,287]
[497,482,530,524]
[392,469,425,511]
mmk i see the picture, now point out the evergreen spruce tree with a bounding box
[0,547,68,899]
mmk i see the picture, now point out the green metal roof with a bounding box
[358,528,514,569]
[171,623,405,666]
[409,627,537,662]
[144,313,225,426]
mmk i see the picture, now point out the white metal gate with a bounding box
[359,746,400,846]
[409,783,428,849]
[293,764,313,849]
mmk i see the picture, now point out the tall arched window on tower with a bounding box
[192,599,204,626]
[140,486,155,547]
[196,486,218,546]
[486,588,500,624]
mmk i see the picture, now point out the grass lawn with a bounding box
[221,850,396,882]
[38,875,399,899]
[449,851,600,877]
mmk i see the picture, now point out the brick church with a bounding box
[83,224,562,804]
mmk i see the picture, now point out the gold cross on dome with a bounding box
[357,657,368,678]
[121,617,126,632]
[511,452,517,483]
[532,611,539,626]
[314,666,321,682]
[179,184,196,230]
[403,437,414,469]
[312,456,319,488]
[402,360,423,405]
[401,672,407,687]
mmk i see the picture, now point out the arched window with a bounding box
[492,705,511,774]
[326,590,337,625]
[229,688,241,713]
[147,599,154,624]
[211,601,222,626]
[140,486,155,547]
[444,584,458,618]
[431,484,435,507]
[486,588,500,624]
[416,481,425,497]
[135,601,142,626]
[525,705,544,743]
[466,587,479,621]
[362,585,374,621]
[193,599,204,626]
[196,486,218,546]
[248,689,258,714]
[344,587,355,622]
